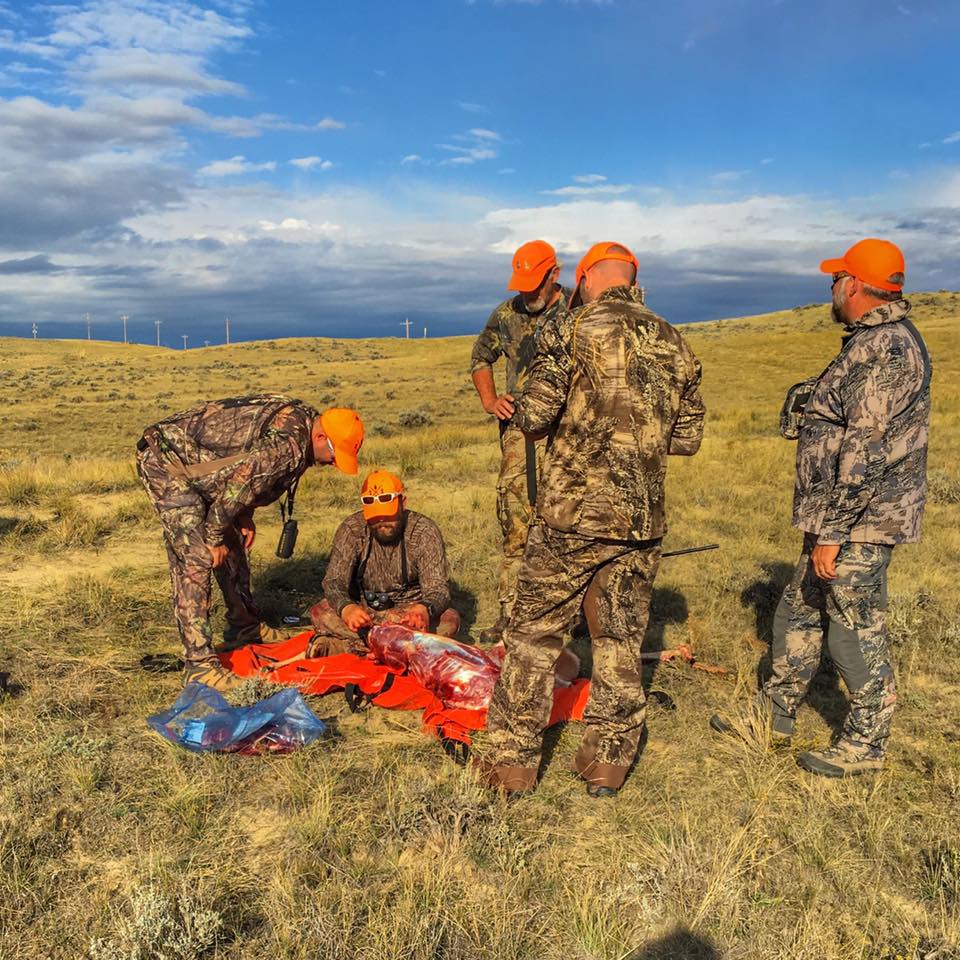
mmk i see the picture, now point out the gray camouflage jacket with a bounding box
[515,285,705,541]
[793,300,931,544]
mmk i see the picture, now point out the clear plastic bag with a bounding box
[147,683,327,754]
[367,624,501,710]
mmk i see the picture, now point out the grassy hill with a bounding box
[1,292,959,959]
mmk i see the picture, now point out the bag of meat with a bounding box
[366,624,501,710]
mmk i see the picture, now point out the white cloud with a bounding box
[457,100,487,113]
[198,155,276,177]
[760,157,774,165]
[710,170,749,183]
[316,116,346,130]
[573,173,607,184]
[436,128,500,165]
[257,217,340,234]
[81,47,244,95]
[401,154,424,165]
[290,156,333,170]
[944,131,960,145]
[541,182,634,196]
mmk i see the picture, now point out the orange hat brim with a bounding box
[332,445,359,475]
[507,263,553,293]
[819,257,847,275]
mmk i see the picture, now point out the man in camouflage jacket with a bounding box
[136,396,364,689]
[478,242,705,796]
[470,240,571,642]
[308,469,461,654]
[712,239,931,778]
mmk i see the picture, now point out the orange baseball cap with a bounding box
[819,238,905,292]
[360,469,405,520]
[319,408,364,475]
[507,240,558,293]
[575,241,639,286]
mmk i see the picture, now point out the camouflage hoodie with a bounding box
[146,395,317,546]
[470,286,572,398]
[515,286,705,541]
[793,299,931,544]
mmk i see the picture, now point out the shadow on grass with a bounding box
[740,558,847,739]
[254,551,331,622]
[450,578,478,636]
[624,928,720,960]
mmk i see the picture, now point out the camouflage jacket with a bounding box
[146,395,317,547]
[322,510,452,617]
[469,286,572,399]
[515,285,705,541]
[793,299,930,544]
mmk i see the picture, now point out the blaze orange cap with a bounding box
[507,239,558,293]
[319,407,364,475]
[575,241,639,287]
[819,238,905,293]
[360,468,405,520]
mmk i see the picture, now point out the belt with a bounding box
[137,428,247,481]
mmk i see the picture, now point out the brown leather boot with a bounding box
[217,622,288,653]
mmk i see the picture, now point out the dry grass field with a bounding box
[1,292,959,960]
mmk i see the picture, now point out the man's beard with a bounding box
[371,520,403,544]
[523,292,548,312]
[830,293,847,326]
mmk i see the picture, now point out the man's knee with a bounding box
[435,608,461,638]
[309,598,350,632]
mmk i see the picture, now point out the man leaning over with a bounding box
[137,396,364,690]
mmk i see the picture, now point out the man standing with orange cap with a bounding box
[714,239,931,778]
[308,468,460,653]
[470,240,570,644]
[478,242,705,797]
[137,396,364,689]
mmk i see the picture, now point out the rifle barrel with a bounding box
[661,543,720,559]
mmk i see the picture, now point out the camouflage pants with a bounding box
[136,446,260,664]
[307,598,462,656]
[763,535,896,757]
[496,425,545,615]
[483,521,661,789]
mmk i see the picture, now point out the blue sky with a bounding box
[1,0,959,345]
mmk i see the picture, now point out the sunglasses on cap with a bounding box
[831,272,851,288]
[361,491,401,506]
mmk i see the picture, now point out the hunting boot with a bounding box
[797,743,885,778]
[479,606,509,645]
[709,695,793,746]
[217,622,288,653]
[183,659,246,692]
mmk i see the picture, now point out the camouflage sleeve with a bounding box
[469,307,503,374]
[514,310,573,436]
[669,346,706,456]
[322,519,362,616]
[411,517,452,616]
[204,436,302,546]
[816,357,903,544]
